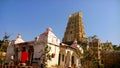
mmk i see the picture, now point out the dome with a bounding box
[17,33,21,38]
[14,34,24,44]
[46,27,52,32]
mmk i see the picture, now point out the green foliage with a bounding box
[0,41,9,52]
[0,40,4,46]
[81,49,103,68]
[3,33,10,42]
[45,45,51,60]
[0,33,10,64]
[46,54,51,60]
[102,42,114,51]
[99,64,104,68]
[75,48,82,58]
[83,50,93,61]
[113,45,120,50]
[0,45,7,52]
[40,45,52,68]
[45,45,51,53]
[0,33,10,52]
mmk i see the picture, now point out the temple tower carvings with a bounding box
[62,12,87,43]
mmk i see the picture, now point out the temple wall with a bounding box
[33,44,45,59]
[6,45,15,61]
[101,51,120,68]
[47,44,60,67]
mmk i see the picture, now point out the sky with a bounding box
[0,0,120,45]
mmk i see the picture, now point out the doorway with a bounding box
[28,46,34,65]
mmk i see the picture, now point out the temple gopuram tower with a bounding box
[62,12,87,44]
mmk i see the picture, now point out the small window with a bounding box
[62,54,64,61]
[71,56,74,64]
[58,54,61,65]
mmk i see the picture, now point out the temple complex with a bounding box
[4,11,120,68]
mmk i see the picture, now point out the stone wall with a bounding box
[101,51,120,68]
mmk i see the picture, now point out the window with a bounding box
[70,31,72,34]
[62,54,64,61]
[71,56,74,64]
[58,54,61,65]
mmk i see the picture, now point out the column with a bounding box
[68,51,73,68]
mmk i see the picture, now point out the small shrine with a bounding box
[6,27,83,68]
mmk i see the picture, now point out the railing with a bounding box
[0,65,40,68]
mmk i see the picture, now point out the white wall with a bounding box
[33,44,45,59]
[6,45,15,61]
[47,44,60,67]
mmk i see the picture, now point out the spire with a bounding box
[17,33,21,38]
[78,11,82,17]
[46,27,52,32]
[62,11,87,43]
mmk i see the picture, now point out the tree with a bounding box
[112,45,120,50]
[0,33,10,64]
[0,33,10,52]
[39,45,51,68]
[3,33,10,42]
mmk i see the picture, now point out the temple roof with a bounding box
[70,40,84,54]
[14,34,25,44]
[37,27,60,45]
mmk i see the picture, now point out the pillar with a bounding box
[68,51,73,67]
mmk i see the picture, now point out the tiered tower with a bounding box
[62,12,87,44]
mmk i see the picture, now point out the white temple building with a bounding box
[6,27,83,68]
